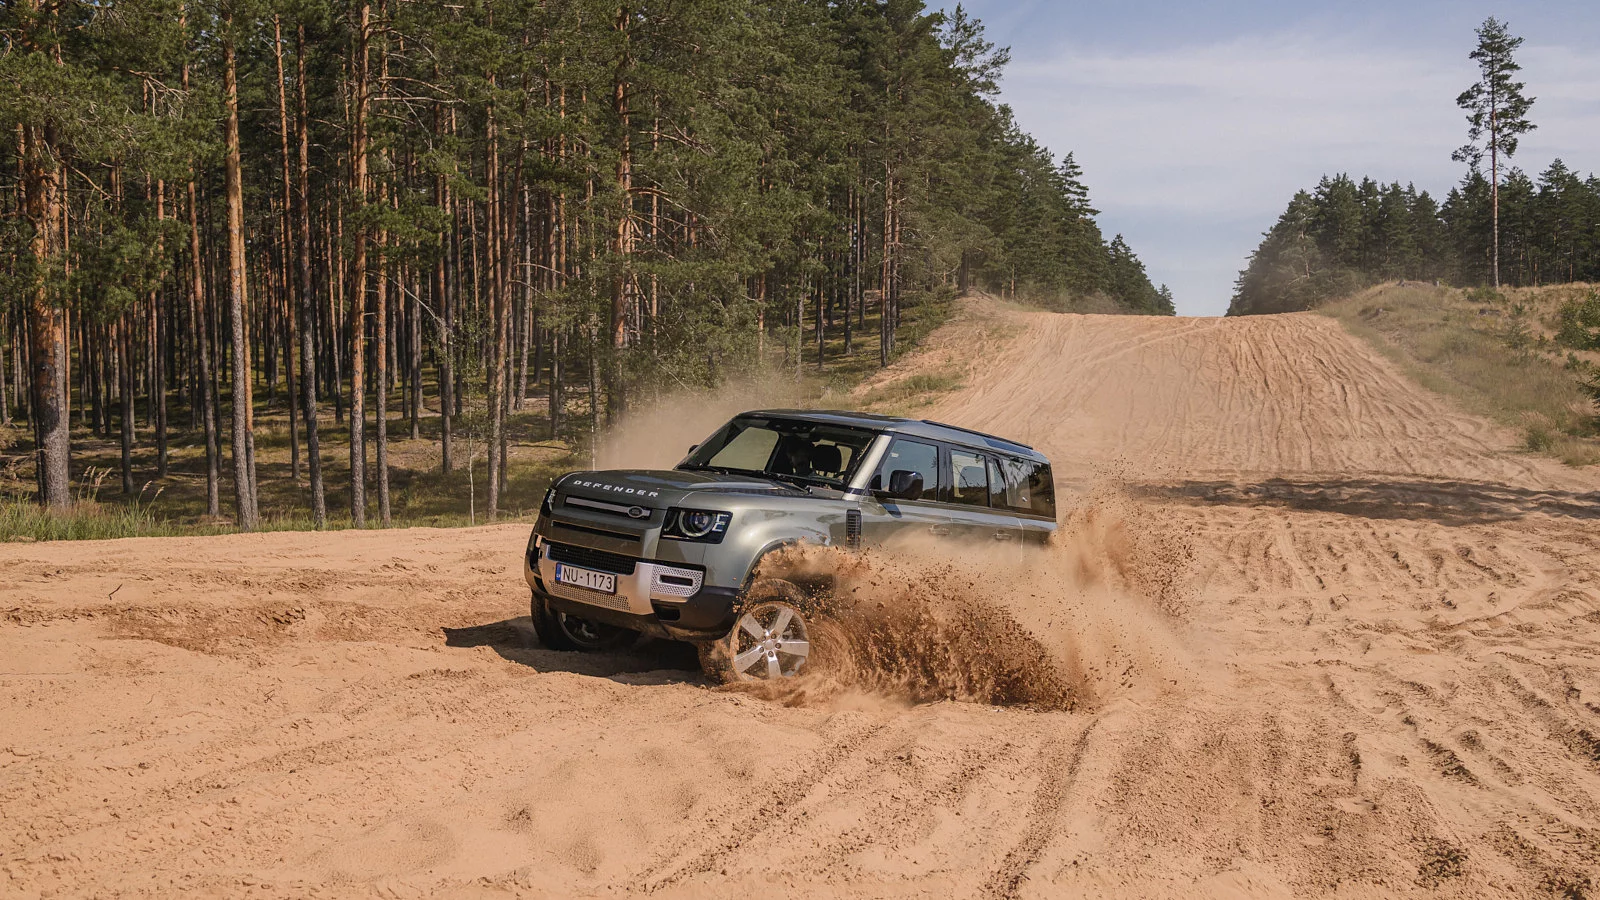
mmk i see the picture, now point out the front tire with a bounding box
[699,578,817,683]
[530,592,637,652]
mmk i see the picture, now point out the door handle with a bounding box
[993,531,1013,541]
[928,525,951,537]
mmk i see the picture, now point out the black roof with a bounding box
[742,409,1047,462]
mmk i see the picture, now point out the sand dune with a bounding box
[4,304,1599,898]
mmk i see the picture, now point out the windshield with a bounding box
[680,417,879,488]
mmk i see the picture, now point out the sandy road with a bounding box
[4,305,1600,898]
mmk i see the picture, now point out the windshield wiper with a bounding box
[765,472,836,493]
[681,464,830,492]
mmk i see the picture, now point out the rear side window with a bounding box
[986,457,1007,509]
[999,457,1057,519]
[871,438,940,494]
[948,448,989,507]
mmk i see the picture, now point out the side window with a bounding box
[986,457,1007,509]
[948,448,989,507]
[871,438,940,496]
[1000,457,1057,519]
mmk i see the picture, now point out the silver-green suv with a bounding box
[524,410,1056,681]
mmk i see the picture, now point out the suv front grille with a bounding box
[547,541,639,575]
[564,495,656,519]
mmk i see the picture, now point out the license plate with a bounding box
[554,563,616,595]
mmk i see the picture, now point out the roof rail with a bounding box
[919,419,1036,452]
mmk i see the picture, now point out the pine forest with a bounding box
[0,0,1173,528]
[1230,165,1600,316]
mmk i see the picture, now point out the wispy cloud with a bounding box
[997,32,1600,314]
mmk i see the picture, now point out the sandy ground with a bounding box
[5,304,1600,898]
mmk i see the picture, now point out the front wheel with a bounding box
[530,592,637,652]
[699,579,817,683]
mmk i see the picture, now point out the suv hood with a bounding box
[558,468,813,506]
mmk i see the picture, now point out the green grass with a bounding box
[859,371,966,412]
[1320,283,1600,467]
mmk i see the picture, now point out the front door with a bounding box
[858,437,949,549]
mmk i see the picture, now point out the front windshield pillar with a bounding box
[847,434,893,495]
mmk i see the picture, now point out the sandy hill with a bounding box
[3,302,1599,898]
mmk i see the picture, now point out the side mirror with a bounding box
[887,470,924,501]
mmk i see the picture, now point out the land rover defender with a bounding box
[524,410,1056,682]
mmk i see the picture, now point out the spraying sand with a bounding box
[4,303,1600,897]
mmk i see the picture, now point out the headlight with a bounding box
[663,508,731,543]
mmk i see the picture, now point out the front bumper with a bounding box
[524,537,741,640]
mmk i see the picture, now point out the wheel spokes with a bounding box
[770,607,794,637]
[733,644,767,674]
[727,603,812,681]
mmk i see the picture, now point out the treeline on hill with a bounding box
[1230,164,1600,316]
[0,0,1169,528]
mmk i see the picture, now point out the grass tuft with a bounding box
[1321,282,1600,467]
[861,372,965,412]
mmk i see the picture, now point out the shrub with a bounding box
[1555,290,1600,351]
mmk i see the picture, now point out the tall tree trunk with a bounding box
[119,317,135,496]
[485,98,506,521]
[0,308,9,426]
[547,86,567,442]
[436,153,453,473]
[409,263,422,441]
[1490,114,1500,289]
[608,7,634,421]
[273,16,301,482]
[880,161,893,368]
[843,187,855,356]
[374,16,391,528]
[348,2,371,527]
[19,89,70,507]
[188,178,221,518]
[295,23,326,527]
[517,185,532,412]
[375,209,391,528]
[153,183,169,477]
[223,17,259,530]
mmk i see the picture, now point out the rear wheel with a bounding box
[699,579,817,683]
[530,592,637,652]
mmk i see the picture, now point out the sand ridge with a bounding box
[3,303,1600,897]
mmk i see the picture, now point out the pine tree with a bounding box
[1452,17,1536,289]
[0,0,1175,523]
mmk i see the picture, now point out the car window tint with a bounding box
[1029,463,1057,519]
[998,457,1030,511]
[707,427,779,471]
[811,441,855,479]
[999,457,1056,518]
[871,438,938,493]
[948,448,989,507]
[986,457,1008,509]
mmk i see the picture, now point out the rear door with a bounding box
[858,437,949,548]
[996,456,1057,548]
[942,445,1023,556]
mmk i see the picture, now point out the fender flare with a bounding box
[742,538,804,591]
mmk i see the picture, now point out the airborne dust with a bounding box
[737,490,1201,712]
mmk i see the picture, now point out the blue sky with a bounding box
[937,2,1600,315]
